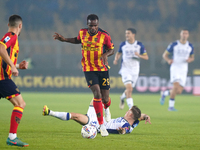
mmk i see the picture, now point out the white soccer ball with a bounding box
[81,125,97,139]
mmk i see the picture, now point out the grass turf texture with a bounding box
[0,93,199,150]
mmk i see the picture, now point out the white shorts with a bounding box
[121,73,139,88]
[170,70,187,87]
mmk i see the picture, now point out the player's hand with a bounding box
[11,65,19,76]
[113,60,118,65]
[19,60,28,69]
[134,52,140,57]
[117,127,126,134]
[53,32,65,42]
[186,58,192,63]
[167,59,173,65]
[144,115,151,124]
[101,53,108,66]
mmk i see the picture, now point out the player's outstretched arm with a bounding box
[139,113,151,124]
[0,43,18,76]
[53,32,81,44]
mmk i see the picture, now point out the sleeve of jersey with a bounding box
[121,123,132,134]
[139,43,147,55]
[118,42,125,53]
[0,33,17,49]
[189,43,194,55]
[105,34,114,50]
[126,120,140,134]
[77,30,81,40]
[166,43,175,53]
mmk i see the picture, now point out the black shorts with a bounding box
[0,79,20,100]
[84,71,110,90]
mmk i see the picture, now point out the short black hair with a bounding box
[87,14,99,22]
[131,106,141,120]
[9,15,22,27]
[127,28,136,34]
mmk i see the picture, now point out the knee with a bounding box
[21,101,26,109]
[177,89,183,94]
[102,95,109,104]
[18,101,26,109]
[173,86,182,95]
[126,87,133,93]
[93,90,101,99]
[173,86,179,93]
[16,100,26,109]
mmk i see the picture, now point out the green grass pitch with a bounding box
[0,92,199,150]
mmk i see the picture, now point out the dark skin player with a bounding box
[53,19,114,104]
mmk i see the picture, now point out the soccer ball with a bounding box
[81,125,97,139]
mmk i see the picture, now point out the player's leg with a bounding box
[160,69,176,105]
[101,89,111,122]
[120,89,126,101]
[160,90,171,105]
[90,84,104,123]
[120,73,133,109]
[168,82,181,111]
[0,79,29,147]
[91,85,108,136]
[160,70,175,105]
[84,72,104,125]
[99,71,111,122]
[168,71,186,111]
[119,74,127,109]
[126,74,138,109]
[42,105,89,125]
[125,83,133,109]
[119,89,126,109]
[175,73,186,95]
[7,94,29,147]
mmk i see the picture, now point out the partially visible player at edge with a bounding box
[0,15,29,147]
[160,29,194,111]
[53,14,114,136]
[113,28,148,110]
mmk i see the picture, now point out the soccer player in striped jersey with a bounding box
[160,29,194,111]
[0,15,29,147]
[42,101,151,134]
[113,28,148,110]
[53,14,114,136]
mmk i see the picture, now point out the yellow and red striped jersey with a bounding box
[0,32,19,80]
[77,28,114,72]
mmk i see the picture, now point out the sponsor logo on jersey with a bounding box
[82,45,99,51]
[94,38,98,42]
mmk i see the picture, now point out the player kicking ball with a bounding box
[42,101,151,135]
[160,29,194,111]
